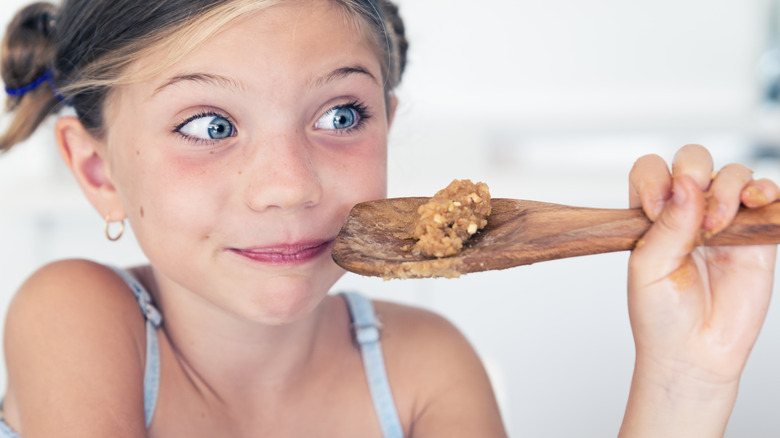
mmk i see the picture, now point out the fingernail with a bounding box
[742,186,769,207]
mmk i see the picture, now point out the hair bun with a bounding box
[34,11,56,37]
[2,2,59,82]
[0,2,60,152]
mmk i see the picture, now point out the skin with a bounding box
[2,2,506,437]
[621,144,780,437]
[1,3,777,438]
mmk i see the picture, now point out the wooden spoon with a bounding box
[331,198,780,279]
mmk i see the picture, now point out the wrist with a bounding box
[619,356,741,438]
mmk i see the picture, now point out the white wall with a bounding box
[2,1,780,436]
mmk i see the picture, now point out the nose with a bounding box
[243,133,323,213]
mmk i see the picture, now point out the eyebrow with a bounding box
[152,65,379,97]
[310,65,379,88]
[152,72,250,96]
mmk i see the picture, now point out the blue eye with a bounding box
[315,105,366,131]
[177,114,236,140]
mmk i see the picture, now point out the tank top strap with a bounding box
[341,292,404,438]
[108,266,162,428]
[0,412,19,438]
[109,266,162,329]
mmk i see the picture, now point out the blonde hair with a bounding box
[0,0,408,152]
[65,0,282,94]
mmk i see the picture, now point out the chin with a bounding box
[247,268,343,325]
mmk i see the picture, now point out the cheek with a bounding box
[330,142,387,202]
[103,96,232,241]
[116,151,231,237]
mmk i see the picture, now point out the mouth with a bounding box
[228,240,334,266]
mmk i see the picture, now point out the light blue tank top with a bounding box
[0,268,403,437]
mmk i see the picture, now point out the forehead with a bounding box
[122,0,385,88]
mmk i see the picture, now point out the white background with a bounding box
[2,0,780,436]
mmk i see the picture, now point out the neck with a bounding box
[137,265,343,404]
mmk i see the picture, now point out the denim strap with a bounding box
[0,412,19,438]
[109,266,162,428]
[341,292,404,438]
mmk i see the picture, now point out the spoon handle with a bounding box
[465,200,780,271]
[704,201,780,246]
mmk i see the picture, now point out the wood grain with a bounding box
[331,198,780,279]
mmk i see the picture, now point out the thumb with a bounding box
[630,175,705,281]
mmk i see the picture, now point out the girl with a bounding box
[0,0,777,437]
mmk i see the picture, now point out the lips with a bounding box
[228,240,333,265]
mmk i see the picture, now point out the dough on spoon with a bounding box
[411,179,492,258]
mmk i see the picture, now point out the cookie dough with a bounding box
[412,179,491,258]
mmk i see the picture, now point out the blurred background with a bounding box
[2,0,780,436]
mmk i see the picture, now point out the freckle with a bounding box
[139,206,144,218]
[238,170,242,175]
[136,150,140,155]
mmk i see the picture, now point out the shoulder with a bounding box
[16,257,130,289]
[4,258,148,362]
[373,300,486,382]
[373,299,507,437]
[5,258,147,351]
[374,300,472,358]
[7,258,144,330]
[2,259,149,433]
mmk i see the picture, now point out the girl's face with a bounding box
[101,0,390,324]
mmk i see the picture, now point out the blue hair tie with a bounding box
[4,70,65,102]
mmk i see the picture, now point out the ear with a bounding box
[55,116,126,221]
[386,94,398,129]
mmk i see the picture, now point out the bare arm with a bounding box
[3,260,149,438]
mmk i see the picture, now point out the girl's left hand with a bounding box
[620,144,779,437]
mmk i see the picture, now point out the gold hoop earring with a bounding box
[104,216,125,241]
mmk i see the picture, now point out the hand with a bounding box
[619,144,779,437]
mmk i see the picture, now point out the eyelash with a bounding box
[171,100,373,144]
[172,110,236,145]
[328,100,372,134]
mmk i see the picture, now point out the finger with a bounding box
[629,154,672,221]
[741,178,780,208]
[671,144,714,190]
[631,175,705,281]
[704,163,753,234]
